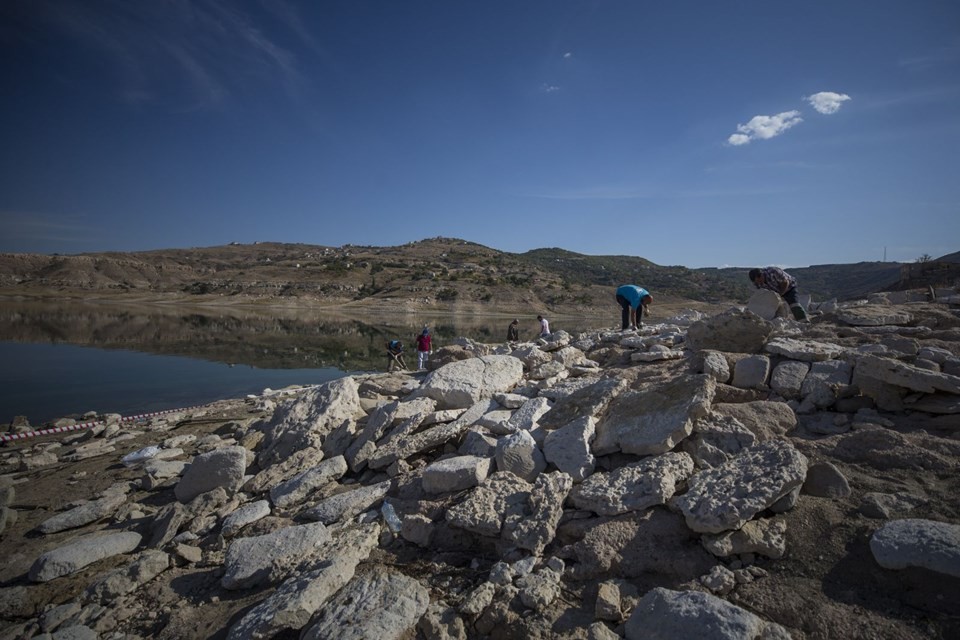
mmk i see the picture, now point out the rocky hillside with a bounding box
[1,291,959,638]
[1,238,945,311]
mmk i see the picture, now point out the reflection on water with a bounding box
[0,300,612,424]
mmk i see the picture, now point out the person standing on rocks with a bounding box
[414,326,432,370]
[506,318,520,343]
[749,267,808,321]
[615,284,653,330]
[537,315,550,337]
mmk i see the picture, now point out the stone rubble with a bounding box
[1,291,959,638]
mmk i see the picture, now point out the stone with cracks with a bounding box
[300,567,429,640]
[837,306,913,326]
[570,452,694,516]
[221,522,330,590]
[83,550,170,604]
[672,440,808,533]
[711,401,798,441]
[503,471,572,554]
[422,455,494,494]
[495,429,546,482]
[625,587,791,640]
[412,355,524,409]
[764,337,845,362]
[175,446,248,504]
[368,399,497,469]
[269,455,348,509]
[299,480,391,525]
[446,471,532,538]
[29,531,142,583]
[682,415,756,469]
[856,354,960,395]
[770,361,810,399]
[593,375,715,456]
[701,516,787,559]
[503,396,552,434]
[258,377,363,468]
[538,378,627,430]
[37,490,127,534]
[686,309,773,354]
[226,524,380,639]
[731,355,770,389]
[543,415,596,482]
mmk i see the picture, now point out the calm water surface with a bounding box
[1,301,609,425]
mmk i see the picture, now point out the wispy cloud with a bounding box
[541,83,561,93]
[727,111,803,146]
[898,42,960,70]
[805,91,851,114]
[16,0,314,112]
[0,211,96,245]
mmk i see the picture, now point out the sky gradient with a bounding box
[1,1,958,268]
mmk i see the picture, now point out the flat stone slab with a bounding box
[625,587,791,640]
[870,518,960,578]
[764,337,845,362]
[300,567,430,640]
[221,522,331,590]
[29,532,142,582]
[594,374,715,456]
[837,306,913,326]
[857,354,960,395]
[672,440,808,533]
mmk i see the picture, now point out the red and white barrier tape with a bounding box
[1,405,206,443]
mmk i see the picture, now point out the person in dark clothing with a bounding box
[748,267,808,321]
[506,318,519,342]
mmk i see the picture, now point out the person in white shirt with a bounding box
[537,315,550,337]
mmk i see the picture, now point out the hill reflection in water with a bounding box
[0,301,610,424]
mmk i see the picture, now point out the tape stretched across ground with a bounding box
[0,405,205,443]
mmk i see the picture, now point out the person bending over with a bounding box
[615,284,652,330]
[748,267,808,321]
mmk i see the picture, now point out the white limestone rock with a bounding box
[570,452,694,516]
[625,587,791,640]
[300,567,429,640]
[594,375,715,456]
[175,446,248,504]
[672,440,808,533]
[29,531,142,583]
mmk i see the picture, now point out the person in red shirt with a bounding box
[415,326,432,370]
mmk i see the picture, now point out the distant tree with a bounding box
[916,254,933,263]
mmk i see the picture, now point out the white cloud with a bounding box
[727,111,803,145]
[563,52,572,58]
[805,91,852,114]
[541,84,560,93]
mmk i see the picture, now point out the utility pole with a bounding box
[883,246,887,262]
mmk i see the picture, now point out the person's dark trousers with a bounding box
[782,287,808,321]
[616,294,631,329]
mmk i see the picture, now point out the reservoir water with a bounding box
[1,301,609,425]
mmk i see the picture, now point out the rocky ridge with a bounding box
[1,288,959,639]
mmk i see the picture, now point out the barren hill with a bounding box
[0,238,944,312]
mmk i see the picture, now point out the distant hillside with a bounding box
[936,251,960,263]
[0,238,945,312]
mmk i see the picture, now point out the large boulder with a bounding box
[412,355,524,409]
[686,309,773,353]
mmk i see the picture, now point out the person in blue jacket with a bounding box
[615,284,653,330]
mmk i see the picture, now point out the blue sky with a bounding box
[1,1,958,268]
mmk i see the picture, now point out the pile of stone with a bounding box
[1,289,959,639]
